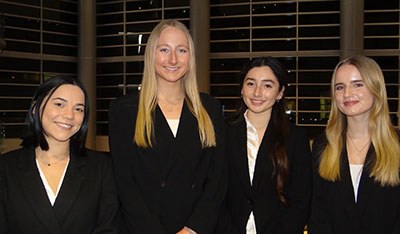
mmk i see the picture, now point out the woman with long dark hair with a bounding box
[218,57,312,234]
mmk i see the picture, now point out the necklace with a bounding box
[347,134,371,156]
[36,156,68,167]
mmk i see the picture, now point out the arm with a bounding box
[108,98,167,234]
[276,127,313,234]
[185,97,228,234]
[307,137,333,234]
[92,155,120,234]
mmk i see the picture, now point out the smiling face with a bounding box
[241,66,284,117]
[40,84,85,146]
[154,26,190,85]
[334,64,375,119]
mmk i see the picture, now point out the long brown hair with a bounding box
[227,57,289,204]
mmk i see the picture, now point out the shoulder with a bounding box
[82,149,111,163]
[311,134,328,152]
[109,91,139,112]
[286,123,308,142]
[0,147,29,163]
[199,93,221,109]
[200,93,222,115]
[311,134,328,161]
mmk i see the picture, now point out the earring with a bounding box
[276,99,280,103]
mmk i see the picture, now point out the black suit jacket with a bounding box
[0,147,120,234]
[217,119,312,234]
[308,135,400,234]
[108,92,226,234]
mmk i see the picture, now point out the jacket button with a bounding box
[161,181,166,188]
[247,199,253,205]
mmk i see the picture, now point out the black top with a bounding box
[309,135,400,234]
[217,118,312,234]
[0,147,120,234]
[108,92,227,234]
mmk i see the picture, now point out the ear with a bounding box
[277,86,285,100]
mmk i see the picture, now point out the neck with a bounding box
[346,118,369,139]
[247,111,271,130]
[35,142,70,162]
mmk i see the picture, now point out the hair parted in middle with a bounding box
[134,20,216,148]
[21,76,89,154]
[319,55,400,186]
[227,56,290,204]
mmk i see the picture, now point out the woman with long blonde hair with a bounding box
[309,55,400,234]
[108,20,226,234]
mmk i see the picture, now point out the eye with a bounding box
[335,85,344,91]
[75,106,84,112]
[264,83,273,88]
[159,48,169,53]
[354,82,364,88]
[54,102,64,107]
[177,48,188,53]
[246,81,255,87]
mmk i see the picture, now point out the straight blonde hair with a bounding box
[319,55,400,186]
[134,20,216,148]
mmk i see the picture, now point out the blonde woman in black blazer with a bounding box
[108,20,226,234]
[0,76,120,234]
[216,57,312,234]
[308,56,400,234]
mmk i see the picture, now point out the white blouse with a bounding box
[244,110,260,234]
[36,159,69,206]
[349,164,363,203]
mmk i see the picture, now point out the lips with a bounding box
[55,122,73,129]
[343,100,359,106]
[250,99,265,105]
[165,66,179,71]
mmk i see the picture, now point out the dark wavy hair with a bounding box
[227,57,290,205]
[21,76,89,154]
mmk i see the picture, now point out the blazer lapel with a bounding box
[18,147,65,234]
[232,120,252,196]
[53,153,86,223]
[338,147,359,220]
[354,145,374,216]
[252,122,274,193]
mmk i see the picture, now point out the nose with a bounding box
[343,86,353,98]
[254,85,262,97]
[62,108,74,119]
[168,51,177,64]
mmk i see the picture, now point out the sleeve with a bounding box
[185,97,228,234]
[91,155,121,234]
[276,127,313,234]
[307,137,333,234]
[108,98,167,234]
[0,161,7,234]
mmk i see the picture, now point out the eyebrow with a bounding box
[156,44,189,48]
[51,97,85,107]
[245,77,276,83]
[334,79,364,86]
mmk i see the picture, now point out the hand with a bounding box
[176,227,197,234]
[176,228,190,234]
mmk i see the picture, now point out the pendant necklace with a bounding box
[347,134,370,156]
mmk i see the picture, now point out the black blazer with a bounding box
[308,135,400,234]
[217,119,312,234]
[108,92,226,234]
[0,147,120,234]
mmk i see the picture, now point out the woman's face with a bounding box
[40,84,85,145]
[241,66,284,117]
[154,26,190,85]
[334,64,375,119]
